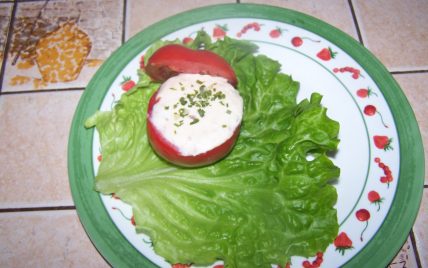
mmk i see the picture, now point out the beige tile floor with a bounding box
[0,0,426,267]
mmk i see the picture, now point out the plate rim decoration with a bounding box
[68,4,425,268]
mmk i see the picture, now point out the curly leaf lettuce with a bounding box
[85,32,340,268]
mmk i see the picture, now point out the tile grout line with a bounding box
[410,229,423,268]
[122,0,127,44]
[0,87,86,95]
[347,0,364,46]
[0,206,76,213]
[0,1,17,94]
[390,70,428,75]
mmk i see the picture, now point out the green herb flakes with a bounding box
[226,110,231,114]
[190,118,199,125]
[174,121,183,127]
[198,109,205,117]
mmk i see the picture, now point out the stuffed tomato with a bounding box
[147,74,243,167]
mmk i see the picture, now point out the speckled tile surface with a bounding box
[388,234,419,268]
[0,91,82,208]
[413,188,428,268]
[393,73,428,184]
[125,0,235,40]
[0,210,109,267]
[353,0,428,72]
[0,3,12,71]
[2,0,124,92]
[240,0,359,40]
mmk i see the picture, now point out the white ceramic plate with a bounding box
[68,4,424,268]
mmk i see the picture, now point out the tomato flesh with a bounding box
[145,44,238,88]
[147,90,241,167]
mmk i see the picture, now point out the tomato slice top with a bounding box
[145,44,238,87]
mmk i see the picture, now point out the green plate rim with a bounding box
[67,3,425,268]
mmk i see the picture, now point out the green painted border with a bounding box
[68,4,425,268]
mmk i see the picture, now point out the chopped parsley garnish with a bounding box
[211,91,225,101]
[190,118,199,125]
[173,104,178,109]
[170,87,177,91]
[180,97,187,106]
[181,87,185,91]
[165,106,169,110]
[198,109,205,117]
[179,108,189,118]
[222,125,227,128]
[220,101,225,106]
[196,80,204,84]
[174,121,184,127]
[226,110,231,114]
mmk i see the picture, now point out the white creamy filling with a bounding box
[150,73,243,156]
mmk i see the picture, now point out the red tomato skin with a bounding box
[147,90,241,167]
[146,44,238,88]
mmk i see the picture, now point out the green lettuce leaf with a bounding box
[85,31,340,268]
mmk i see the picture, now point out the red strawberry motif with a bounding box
[302,252,324,268]
[269,26,287,38]
[120,76,135,92]
[364,105,376,116]
[111,193,120,200]
[239,22,264,36]
[131,215,136,226]
[368,190,384,211]
[334,232,354,255]
[356,209,370,241]
[364,105,388,128]
[183,37,193,44]
[356,86,377,98]
[373,136,393,151]
[291,36,321,47]
[292,36,303,47]
[213,24,228,38]
[317,47,337,61]
[376,158,394,187]
[172,264,192,268]
[97,155,102,162]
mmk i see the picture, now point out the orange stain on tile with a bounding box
[35,21,92,83]
[33,78,48,90]
[9,76,31,86]
[86,59,104,67]
[17,59,36,70]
